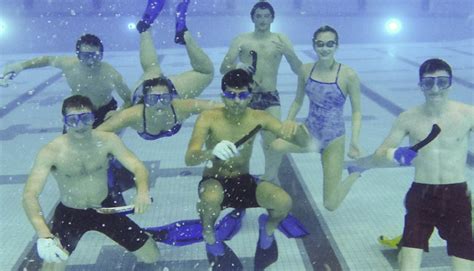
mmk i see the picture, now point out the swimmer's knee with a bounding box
[198,183,223,207]
[134,238,160,264]
[323,193,341,211]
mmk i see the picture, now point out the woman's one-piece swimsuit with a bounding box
[304,63,346,152]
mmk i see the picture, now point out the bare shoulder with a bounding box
[250,108,273,122]
[38,136,65,158]
[59,57,80,69]
[94,130,121,144]
[100,62,122,77]
[398,106,421,123]
[450,101,474,121]
[301,63,313,77]
[450,100,474,112]
[200,108,222,121]
[340,64,358,79]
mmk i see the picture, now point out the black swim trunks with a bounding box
[400,182,473,261]
[199,174,261,209]
[51,202,149,254]
[248,91,280,110]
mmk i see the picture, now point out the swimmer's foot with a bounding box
[254,214,278,271]
[175,0,190,44]
[347,165,367,175]
[137,0,166,33]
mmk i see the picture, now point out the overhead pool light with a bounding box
[385,18,402,35]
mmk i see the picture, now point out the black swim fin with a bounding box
[207,241,243,271]
[254,215,278,271]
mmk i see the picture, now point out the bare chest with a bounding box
[64,70,113,94]
[52,149,109,178]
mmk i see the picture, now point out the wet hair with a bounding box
[313,25,339,45]
[62,95,94,116]
[250,1,275,19]
[419,58,452,80]
[221,69,253,92]
[75,34,104,53]
[142,76,170,95]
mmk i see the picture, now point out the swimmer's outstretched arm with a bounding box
[259,110,310,148]
[282,67,308,135]
[358,116,408,169]
[2,56,66,77]
[185,113,214,166]
[275,34,302,74]
[106,133,151,214]
[96,106,138,133]
[23,144,56,238]
[175,99,223,120]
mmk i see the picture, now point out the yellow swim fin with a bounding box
[378,234,402,249]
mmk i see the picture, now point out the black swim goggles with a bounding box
[419,76,452,92]
[64,112,95,127]
[77,51,103,61]
[144,93,174,107]
[222,90,252,100]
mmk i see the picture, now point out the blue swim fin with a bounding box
[145,219,203,246]
[277,213,309,238]
[174,0,190,44]
[215,209,245,241]
[137,0,166,33]
[144,209,246,246]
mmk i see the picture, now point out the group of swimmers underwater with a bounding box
[1,0,473,270]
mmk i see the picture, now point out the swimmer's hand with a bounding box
[212,140,239,161]
[2,62,23,77]
[272,35,291,56]
[236,62,255,75]
[389,147,417,166]
[281,120,299,137]
[133,193,152,214]
[37,237,69,263]
[347,143,361,159]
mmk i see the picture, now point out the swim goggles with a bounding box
[222,90,252,100]
[64,112,95,127]
[419,76,452,92]
[144,93,174,107]
[77,51,103,61]
[314,40,337,48]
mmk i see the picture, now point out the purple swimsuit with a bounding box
[304,63,346,152]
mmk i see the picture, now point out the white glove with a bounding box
[212,140,238,161]
[37,237,69,263]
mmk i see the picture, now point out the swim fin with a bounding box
[215,209,246,241]
[174,0,190,44]
[143,209,246,246]
[137,0,166,33]
[277,213,309,238]
[254,214,278,271]
[378,234,402,249]
[145,219,203,246]
[206,241,243,271]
